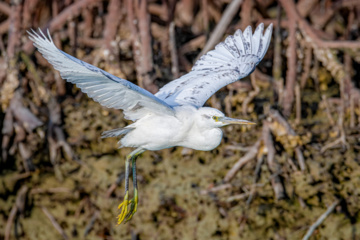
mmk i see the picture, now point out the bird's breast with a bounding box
[181,128,223,151]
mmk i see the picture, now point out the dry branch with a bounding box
[197,0,244,59]
[169,21,179,79]
[268,109,306,171]
[279,0,360,49]
[281,6,297,117]
[0,2,11,15]
[126,0,157,93]
[84,211,99,236]
[41,207,69,240]
[300,47,312,88]
[302,200,340,240]
[272,4,283,104]
[49,0,100,31]
[5,186,28,240]
[295,83,301,124]
[103,0,121,52]
[239,0,253,30]
[242,74,260,115]
[0,19,10,35]
[7,1,22,59]
[263,121,286,199]
[22,0,102,53]
[136,0,157,93]
[224,139,261,183]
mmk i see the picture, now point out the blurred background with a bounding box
[1,0,360,239]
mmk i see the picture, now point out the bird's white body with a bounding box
[122,106,224,151]
[29,23,273,224]
[28,23,273,152]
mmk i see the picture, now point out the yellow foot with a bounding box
[117,189,138,224]
[117,191,130,224]
[125,189,138,223]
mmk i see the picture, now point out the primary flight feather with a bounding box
[156,23,272,107]
[28,23,272,224]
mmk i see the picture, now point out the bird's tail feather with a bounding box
[101,127,133,139]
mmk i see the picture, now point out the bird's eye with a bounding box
[212,116,218,121]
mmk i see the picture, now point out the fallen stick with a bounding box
[263,121,286,200]
[4,205,17,240]
[41,206,69,240]
[5,186,28,240]
[84,211,99,237]
[224,139,261,183]
[200,183,233,195]
[302,200,340,240]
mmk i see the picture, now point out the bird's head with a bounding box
[197,107,255,128]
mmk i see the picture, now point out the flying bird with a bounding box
[28,23,272,224]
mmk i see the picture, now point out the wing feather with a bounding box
[28,29,174,121]
[155,23,273,107]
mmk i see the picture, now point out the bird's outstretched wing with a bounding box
[28,30,174,121]
[155,23,273,107]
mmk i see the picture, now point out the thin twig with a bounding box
[281,5,297,117]
[200,183,232,195]
[224,145,252,152]
[226,192,249,202]
[201,0,209,33]
[272,4,283,104]
[7,0,22,59]
[41,206,69,240]
[224,139,261,183]
[295,147,306,171]
[4,205,17,240]
[136,0,157,93]
[0,2,11,15]
[263,121,286,200]
[197,0,244,60]
[302,200,340,240]
[350,93,355,128]
[169,21,179,79]
[103,0,121,52]
[22,0,102,53]
[321,95,335,126]
[242,74,260,116]
[106,173,125,198]
[5,185,28,240]
[239,0,253,29]
[295,83,301,124]
[49,0,101,31]
[84,211,99,237]
[300,47,312,88]
[0,19,10,35]
[279,0,360,49]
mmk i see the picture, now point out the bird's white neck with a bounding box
[174,106,224,151]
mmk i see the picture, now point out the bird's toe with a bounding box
[117,191,130,224]
[125,189,138,222]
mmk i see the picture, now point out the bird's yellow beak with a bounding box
[218,116,256,126]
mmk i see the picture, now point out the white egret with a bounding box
[28,23,272,224]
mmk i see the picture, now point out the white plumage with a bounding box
[155,23,272,107]
[28,23,272,224]
[28,29,174,122]
[28,23,272,150]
